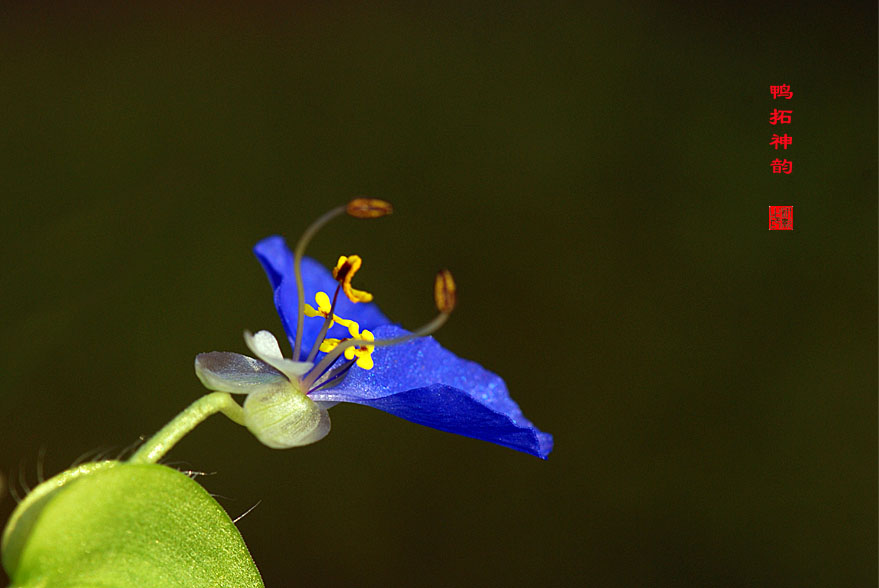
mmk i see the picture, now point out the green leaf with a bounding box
[2,461,264,588]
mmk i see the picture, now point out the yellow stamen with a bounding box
[319,323,375,370]
[333,255,374,303]
[318,337,343,353]
[346,198,393,219]
[343,324,375,370]
[304,291,355,328]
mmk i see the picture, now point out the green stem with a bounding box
[129,392,245,464]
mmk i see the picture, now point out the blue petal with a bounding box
[307,325,553,459]
[254,236,390,359]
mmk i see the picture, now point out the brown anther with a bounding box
[333,259,354,282]
[346,198,393,219]
[332,255,373,303]
[434,269,456,313]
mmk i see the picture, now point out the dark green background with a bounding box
[1,3,876,586]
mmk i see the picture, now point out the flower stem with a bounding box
[292,204,346,361]
[128,392,245,465]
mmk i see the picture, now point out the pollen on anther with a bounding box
[346,198,393,219]
[434,269,456,313]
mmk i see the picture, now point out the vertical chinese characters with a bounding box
[769,84,793,174]
[768,84,794,230]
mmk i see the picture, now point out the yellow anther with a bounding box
[318,323,375,370]
[434,269,456,313]
[333,255,374,303]
[344,324,375,370]
[304,291,354,328]
[318,337,343,353]
[346,198,393,219]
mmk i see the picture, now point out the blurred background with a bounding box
[1,2,876,586]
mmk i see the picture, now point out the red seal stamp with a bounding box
[769,206,793,230]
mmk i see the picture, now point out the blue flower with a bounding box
[195,199,553,459]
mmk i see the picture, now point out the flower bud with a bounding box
[243,387,331,449]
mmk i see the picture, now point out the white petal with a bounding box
[194,352,289,395]
[244,329,284,360]
[243,330,313,380]
[243,387,331,449]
